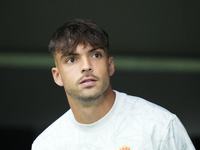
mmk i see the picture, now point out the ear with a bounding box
[51,67,64,86]
[108,57,115,76]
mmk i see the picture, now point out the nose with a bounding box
[81,57,92,73]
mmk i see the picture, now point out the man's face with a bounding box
[52,44,115,103]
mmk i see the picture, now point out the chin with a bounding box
[81,91,102,101]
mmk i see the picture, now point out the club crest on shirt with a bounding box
[119,145,131,150]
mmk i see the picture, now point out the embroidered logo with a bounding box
[119,145,131,150]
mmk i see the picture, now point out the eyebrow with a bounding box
[60,52,78,60]
[88,47,105,53]
[60,47,105,60]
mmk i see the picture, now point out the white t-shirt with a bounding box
[32,91,195,150]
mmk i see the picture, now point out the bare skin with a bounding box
[68,84,115,124]
[52,44,115,124]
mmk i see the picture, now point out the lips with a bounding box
[80,77,97,87]
[80,77,97,84]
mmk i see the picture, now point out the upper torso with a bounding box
[32,91,195,150]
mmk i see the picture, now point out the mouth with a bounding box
[82,79,95,83]
[80,78,97,84]
[80,78,97,86]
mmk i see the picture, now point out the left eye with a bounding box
[93,53,101,58]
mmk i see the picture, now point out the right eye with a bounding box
[66,57,76,64]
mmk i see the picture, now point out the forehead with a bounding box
[75,44,93,52]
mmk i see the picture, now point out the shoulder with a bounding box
[115,91,187,141]
[114,91,195,149]
[115,90,175,128]
[32,110,73,149]
[116,90,172,114]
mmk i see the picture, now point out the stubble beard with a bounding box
[64,73,110,105]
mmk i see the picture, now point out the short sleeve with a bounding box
[160,115,195,150]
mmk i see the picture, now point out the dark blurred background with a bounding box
[1,0,200,149]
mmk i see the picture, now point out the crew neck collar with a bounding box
[70,90,126,133]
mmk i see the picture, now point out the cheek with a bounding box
[60,68,75,84]
[97,62,110,77]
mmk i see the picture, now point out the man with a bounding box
[32,19,195,150]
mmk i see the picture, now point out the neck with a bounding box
[67,86,115,124]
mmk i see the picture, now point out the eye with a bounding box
[66,57,76,64]
[92,52,102,58]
